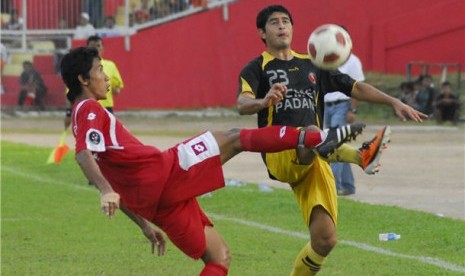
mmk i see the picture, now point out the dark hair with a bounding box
[441,81,451,87]
[61,47,100,103]
[87,35,102,46]
[400,81,414,91]
[22,60,33,66]
[256,5,293,29]
[422,74,432,80]
[256,5,293,44]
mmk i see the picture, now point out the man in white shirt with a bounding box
[73,12,96,40]
[324,52,365,196]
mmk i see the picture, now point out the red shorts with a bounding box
[151,131,225,259]
[158,131,225,208]
[153,198,212,259]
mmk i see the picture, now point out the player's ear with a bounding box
[258,28,266,40]
[78,74,89,86]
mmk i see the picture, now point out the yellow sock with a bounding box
[326,143,361,165]
[290,242,326,276]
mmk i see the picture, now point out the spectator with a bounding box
[99,16,122,37]
[17,61,47,111]
[433,81,461,124]
[150,0,166,19]
[134,0,152,24]
[4,8,23,30]
[415,74,436,116]
[73,12,96,40]
[54,18,71,74]
[0,42,9,94]
[399,81,417,107]
[168,0,188,14]
[57,17,68,29]
[189,0,207,9]
[84,0,104,28]
[324,41,365,196]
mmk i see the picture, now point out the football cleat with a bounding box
[359,126,392,174]
[315,123,366,158]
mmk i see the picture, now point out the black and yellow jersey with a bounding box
[238,50,355,129]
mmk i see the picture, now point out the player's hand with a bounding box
[142,226,166,256]
[392,100,428,122]
[100,192,120,218]
[263,83,287,107]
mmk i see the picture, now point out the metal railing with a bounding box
[1,0,237,53]
[406,62,462,89]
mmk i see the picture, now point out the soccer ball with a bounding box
[307,24,352,70]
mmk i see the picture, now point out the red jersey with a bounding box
[72,99,171,220]
[72,99,225,222]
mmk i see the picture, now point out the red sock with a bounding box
[200,262,228,276]
[239,126,323,152]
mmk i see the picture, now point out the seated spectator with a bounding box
[58,17,68,29]
[17,61,47,111]
[399,81,416,107]
[54,17,71,74]
[4,8,23,30]
[0,42,8,94]
[99,16,122,37]
[151,0,170,19]
[168,0,188,14]
[134,0,152,24]
[415,74,436,116]
[433,81,461,124]
[74,12,96,40]
[189,0,207,8]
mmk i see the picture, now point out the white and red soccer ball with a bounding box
[307,24,352,70]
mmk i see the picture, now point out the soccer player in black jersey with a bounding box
[237,5,427,275]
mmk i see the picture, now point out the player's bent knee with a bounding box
[312,235,337,256]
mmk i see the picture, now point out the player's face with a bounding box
[262,12,293,50]
[88,57,110,100]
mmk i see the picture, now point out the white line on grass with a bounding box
[2,166,94,192]
[208,213,465,273]
[4,166,464,273]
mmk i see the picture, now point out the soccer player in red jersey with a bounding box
[61,47,364,275]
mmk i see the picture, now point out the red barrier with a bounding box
[23,0,464,110]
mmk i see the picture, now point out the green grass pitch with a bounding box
[1,141,464,275]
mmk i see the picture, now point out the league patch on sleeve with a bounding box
[85,128,105,152]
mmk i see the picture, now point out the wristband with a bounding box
[65,108,72,117]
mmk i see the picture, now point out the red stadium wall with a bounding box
[103,0,464,110]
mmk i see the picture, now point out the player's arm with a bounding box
[120,204,166,256]
[75,149,120,218]
[237,83,287,115]
[351,82,428,122]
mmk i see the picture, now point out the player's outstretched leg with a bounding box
[314,123,366,158]
[359,125,392,174]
